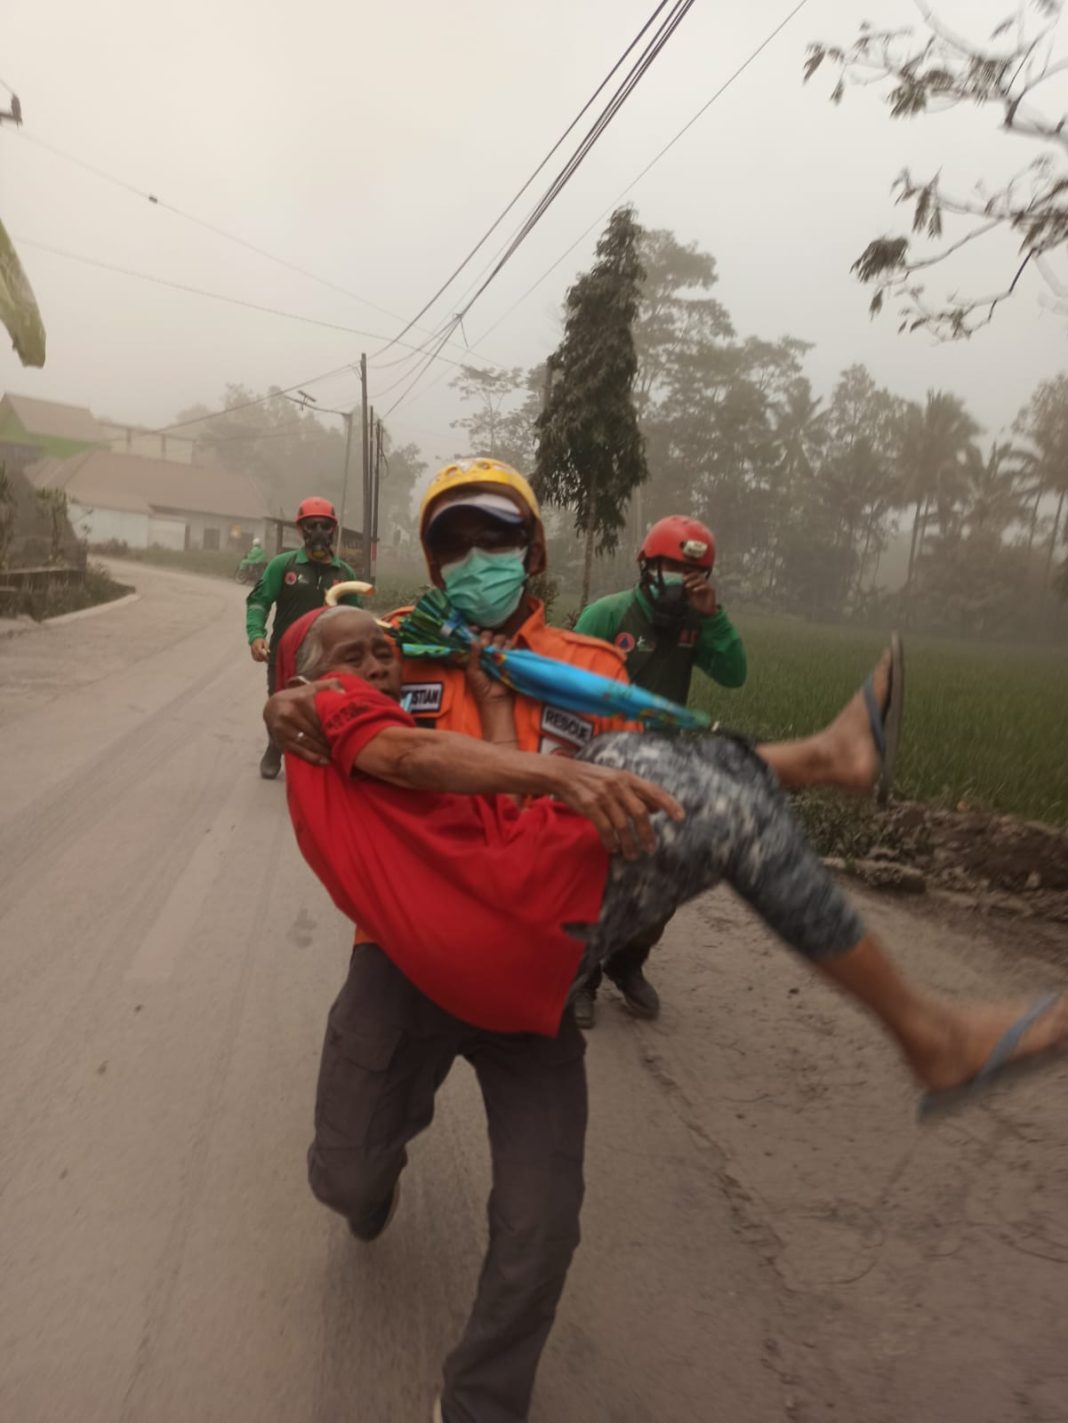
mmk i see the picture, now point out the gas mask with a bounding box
[301,517,336,561]
[642,563,691,626]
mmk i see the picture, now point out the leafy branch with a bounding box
[806,1,1068,337]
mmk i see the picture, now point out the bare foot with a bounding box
[816,649,892,795]
[900,994,1068,1093]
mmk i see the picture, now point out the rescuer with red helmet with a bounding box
[245,497,363,779]
[571,513,747,1024]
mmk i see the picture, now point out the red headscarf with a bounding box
[275,607,330,690]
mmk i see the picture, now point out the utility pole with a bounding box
[366,403,375,577]
[370,418,383,579]
[360,354,370,580]
[337,410,355,550]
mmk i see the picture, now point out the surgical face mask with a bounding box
[441,548,528,629]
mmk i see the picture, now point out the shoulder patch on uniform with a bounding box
[401,681,444,714]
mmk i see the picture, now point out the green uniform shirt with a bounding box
[574,586,747,705]
[245,548,363,651]
[239,545,267,569]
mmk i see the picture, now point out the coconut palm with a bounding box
[958,441,1029,542]
[896,391,982,588]
[1014,374,1068,588]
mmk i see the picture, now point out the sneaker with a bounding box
[572,986,596,1030]
[612,970,660,1020]
[348,1177,401,1243]
[259,742,283,780]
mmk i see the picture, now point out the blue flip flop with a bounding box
[918,992,1064,1121]
[863,632,904,807]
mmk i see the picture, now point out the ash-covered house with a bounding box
[0,392,111,473]
[27,448,270,552]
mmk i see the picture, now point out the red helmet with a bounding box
[296,496,337,524]
[639,516,715,570]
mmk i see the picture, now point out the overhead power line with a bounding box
[475,0,812,352]
[381,0,810,427]
[197,420,338,446]
[114,362,361,442]
[454,0,694,329]
[368,0,680,360]
[19,236,491,372]
[380,0,697,414]
[6,126,503,369]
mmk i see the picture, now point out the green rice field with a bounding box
[690,613,1068,829]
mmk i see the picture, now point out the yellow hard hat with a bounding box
[419,458,541,534]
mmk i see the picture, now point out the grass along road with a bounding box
[692,612,1068,828]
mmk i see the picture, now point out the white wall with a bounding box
[100,427,196,464]
[176,511,267,551]
[70,501,150,549]
[147,516,187,551]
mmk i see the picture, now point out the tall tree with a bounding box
[958,441,1029,541]
[175,387,348,521]
[806,2,1068,337]
[1015,372,1068,585]
[821,365,901,597]
[535,207,648,605]
[450,363,543,475]
[896,392,981,587]
[633,229,733,420]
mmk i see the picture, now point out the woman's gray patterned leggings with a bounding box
[578,732,865,974]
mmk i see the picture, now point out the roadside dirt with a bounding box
[826,799,1068,929]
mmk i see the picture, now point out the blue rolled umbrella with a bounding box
[395,589,711,733]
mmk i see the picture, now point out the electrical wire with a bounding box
[384,0,807,423]
[11,1,695,429]
[452,0,694,330]
[380,0,696,413]
[6,127,504,369]
[382,327,460,417]
[196,421,339,446]
[18,236,490,372]
[114,362,361,442]
[475,0,811,351]
[366,0,686,361]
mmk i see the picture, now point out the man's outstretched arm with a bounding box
[352,725,683,858]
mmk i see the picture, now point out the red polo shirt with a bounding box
[285,674,609,1036]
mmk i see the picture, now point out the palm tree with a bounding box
[1014,373,1068,588]
[958,441,1029,542]
[896,391,982,589]
[775,378,826,488]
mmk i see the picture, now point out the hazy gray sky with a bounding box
[3,0,1067,468]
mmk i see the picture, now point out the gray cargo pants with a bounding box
[308,942,588,1423]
